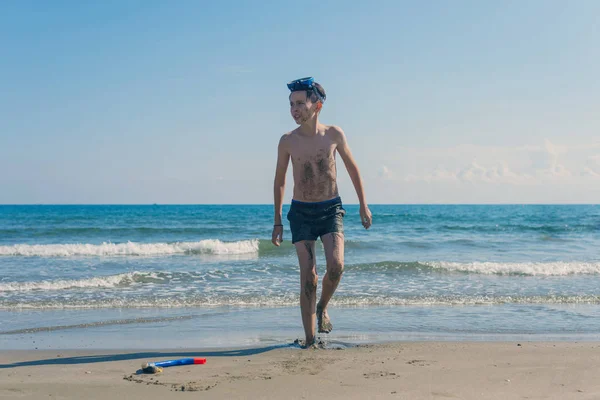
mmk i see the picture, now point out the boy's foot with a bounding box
[317,305,333,333]
[301,337,316,349]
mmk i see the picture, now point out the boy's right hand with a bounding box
[272,226,283,246]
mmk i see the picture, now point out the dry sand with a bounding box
[1,342,599,399]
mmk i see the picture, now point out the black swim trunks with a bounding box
[286,197,346,244]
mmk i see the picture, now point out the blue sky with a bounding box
[1,0,598,204]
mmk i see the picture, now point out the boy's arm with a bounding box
[333,126,372,229]
[272,134,290,245]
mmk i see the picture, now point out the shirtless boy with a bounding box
[271,77,372,347]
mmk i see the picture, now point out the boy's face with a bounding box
[289,91,318,124]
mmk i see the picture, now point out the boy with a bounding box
[271,77,372,347]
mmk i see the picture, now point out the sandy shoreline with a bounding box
[1,342,599,399]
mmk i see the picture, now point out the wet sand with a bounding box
[1,342,599,399]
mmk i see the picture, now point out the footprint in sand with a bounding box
[363,371,398,379]
[407,359,431,367]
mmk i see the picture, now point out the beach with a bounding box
[2,342,599,399]
[3,0,599,396]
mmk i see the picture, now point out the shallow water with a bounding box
[1,205,599,349]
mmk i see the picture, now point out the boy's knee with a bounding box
[303,273,318,299]
[304,271,318,287]
[327,260,344,282]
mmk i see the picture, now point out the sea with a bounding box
[1,204,599,350]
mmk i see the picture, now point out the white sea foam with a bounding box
[0,239,259,257]
[3,294,600,309]
[0,272,140,292]
[429,261,600,276]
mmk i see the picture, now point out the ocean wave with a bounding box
[0,226,232,238]
[428,261,600,276]
[344,261,600,276]
[3,260,600,294]
[3,294,600,309]
[0,238,377,258]
[0,272,141,292]
[437,224,598,233]
[0,239,259,257]
[0,270,256,292]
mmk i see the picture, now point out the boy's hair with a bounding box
[307,83,326,104]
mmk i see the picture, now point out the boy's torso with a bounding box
[287,126,340,202]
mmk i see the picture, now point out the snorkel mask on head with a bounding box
[287,77,326,103]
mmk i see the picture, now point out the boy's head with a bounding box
[287,77,326,124]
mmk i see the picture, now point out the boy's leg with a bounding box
[317,232,344,333]
[294,240,318,346]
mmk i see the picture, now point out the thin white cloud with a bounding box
[386,139,600,185]
[584,154,600,176]
[378,165,393,180]
[405,166,458,183]
[582,167,600,177]
[457,161,490,183]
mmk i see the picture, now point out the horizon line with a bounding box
[0,203,598,206]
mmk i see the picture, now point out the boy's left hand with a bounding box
[360,205,372,230]
[272,225,284,246]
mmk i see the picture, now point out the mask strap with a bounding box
[312,86,324,103]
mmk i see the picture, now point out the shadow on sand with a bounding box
[0,343,294,369]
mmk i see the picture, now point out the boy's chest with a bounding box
[289,137,337,163]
